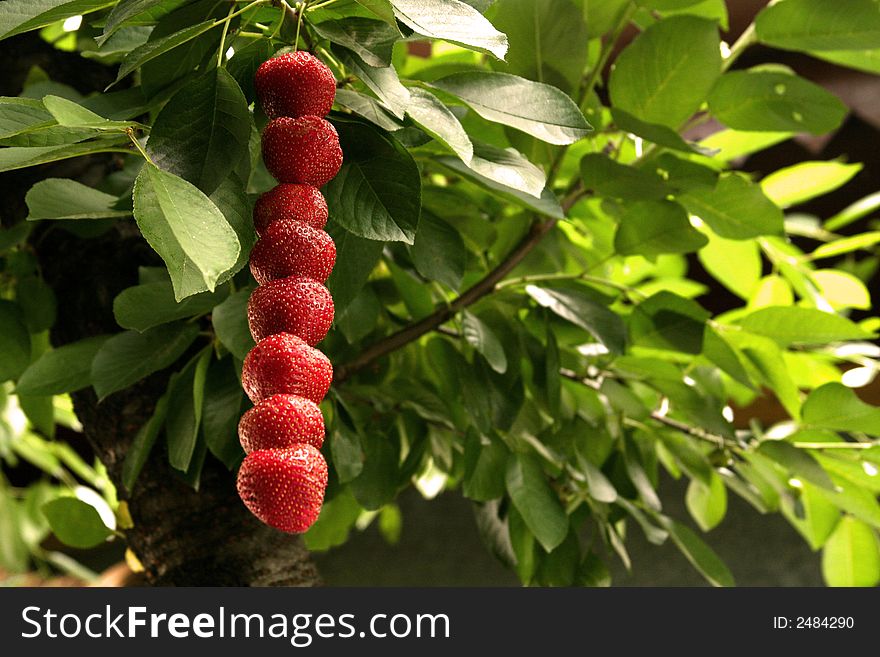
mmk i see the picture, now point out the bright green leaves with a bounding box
[146,68,251,196]
[526,285,626,355]
[312,17,399,68]
[0,301,31,381]
[25,178,130,221]
[0,0,113,42]
[390,0,508,60]
[609,16,721,129]
[405,87,473,163]
[432,71,591,145]
[762,161,862,209]
[803,383,880,436]
[680,174,784,239]
[132,164,240,301]
[708,68,847,135]
[755,0,880,52]
[614,200,708,256]
[821,516,880,587]
[324,120,421,243]
[740,308,872,346]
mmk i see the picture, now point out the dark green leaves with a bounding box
[526,286,626,354]
[0,0,113,42]
[147,68,251,195]
[324,120,421,244]
[0,301,30,381]
[432,71,591,144]
[610,16,721,128]
[16,336,108,396]
[462,311,508,373]
[581,153,669,200]
[629,291,708,354]
[312,17,398,67]
[658,516,735,587]
[708,68,847,135]
[132,164,240,300]
[405,87,473,163]
[680,174,784,239]
[410,213,465,290]
[42,497,111,549]
[614,200,708,256]
[114,281,228,331]
[326,226,385,314]
[165,348,211,472]
[90,322,199,399]
[506,454,568,552]
[390,0,508,59]
[211,288,254,360]
[113,20,218,85]
[755,0,880,52]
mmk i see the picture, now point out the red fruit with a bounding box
[248,276,334,345]
[255,51,336,120]
[236,446,328,533]
[249,218,336,285]
[241,333,332,404]
[238,394,325,453]
[261,116,343,187]
[253,184,328,235]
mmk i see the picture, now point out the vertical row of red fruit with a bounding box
[235,52,342,533]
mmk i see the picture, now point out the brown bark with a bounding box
[1,35,320,586]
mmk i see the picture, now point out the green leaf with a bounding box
[202,358,245,469]
[211,288,254,360]
[698,231,761,299]
[25,178,129,221]
[659,516,735,586]
[435,145,561,215]
[580,153,669,201]
[821,516,880,587]
[16,335,108,396]
[708,69,847,135]
[113,20,219,85]
[680,173,784,239]
[462,431,508,501]
[337,48,410,119]
[90,322,200,400]
[100,0,165,45]
[0,488,29,572]
[609,16,721,128]
[209,175,256,284]
[354,0,398,25]
[390,0,508,59]
[302,487,363,551]
[813,270,871,311]
[146,68,250,195]
[324,120,421,244]
[15,276,56,332]
[351,432,399,510]
[579,457,617,503]
[812,48,880,74]
[225,38,273,105]
[0,0,114,42]
[506,453,568,552]
[326,225,384,314]
[405,86,473,163]
[734,333,801,419]
[757,440,835,491]
[114,281,228,332]
[41,95,134,130]
[740,307,871,346]
[611,108,707,154]
[410,213,465,290]
[803,382,880,436]
[761,161,862,209]
[121,393,169,492]
[686,472,727,531]
[387,260,434,320]
[490,0,590,91]
[165,347,211,472]
[755,0,880,52]
[331,421,364,484]
[0,138,128,173]
[0,96,53,140]
[42,497,111,549]
[334,88,404,132]
[614,199,708,256]
[462,311,507,373]
[132,164,240,300]
[702,328,752,388]
[525,285,626,354]
[313,17,398,67]
[0,301,30,381]
[432,71,591,145]
[811,231,880,260]
[629,291,708,354]
[783,480,841,550]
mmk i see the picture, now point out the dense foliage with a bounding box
[2,0,880,587]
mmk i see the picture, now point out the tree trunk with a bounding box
[1,35,321,587]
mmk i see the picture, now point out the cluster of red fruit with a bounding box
[235,52,342,534]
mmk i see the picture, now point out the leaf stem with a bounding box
[722,22,757,73]
[217,5,235,68]
[126,128,155,166]
[495,271,642,297]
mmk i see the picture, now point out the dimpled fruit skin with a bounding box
[238,393,325,453]
[247,276,334,345]
[249,218,336,285]
[253,184,328,236]
[236,445,328,533]
[254,51,336,120]
[261,116,342,187]
[241,333,332,404]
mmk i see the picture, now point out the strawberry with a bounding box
[261,116,343,187]
[255,51,336,120]
[236,445,328,533]
[253,184,328,236]
[249,218,336,285]
[241,332,332,404]
[238,393,325,453]
[247,276,334,345]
